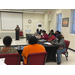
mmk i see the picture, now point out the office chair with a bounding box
[19,31,23,37]
[61,40,70,61]
[0,53,20,65]
[23,52,47,65]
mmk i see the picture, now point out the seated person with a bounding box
[54,30,60,37]
[51,35,66,65]
[21,36,46,65]
[41,30,49,41]
[1,36,18,54]
[48,30,54,36]
[35,29,42,39]
[48,32,56,42]
[34,29,40,36]
[39,29,42,35]
[54,31,64,38]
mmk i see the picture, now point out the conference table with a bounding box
[0,38,59,62]
[37,39,59,62]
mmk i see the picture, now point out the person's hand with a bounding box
[51,42,54,45]
[49,36,51,38]
[58,47,63,49]
[48,40,50,42]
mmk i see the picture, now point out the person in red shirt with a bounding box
[41,30,49,41]
[48,32,56,42]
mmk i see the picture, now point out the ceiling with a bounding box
[0,9,53,13]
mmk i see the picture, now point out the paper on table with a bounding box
[44,42,52,45]
[0,58,6,65]
[0,61,6,65]
[39,39,46,42]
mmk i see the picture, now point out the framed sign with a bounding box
[62,18,69,27]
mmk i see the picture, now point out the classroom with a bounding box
[0,9,75,65]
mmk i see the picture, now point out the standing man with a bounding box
[15,25,20,40]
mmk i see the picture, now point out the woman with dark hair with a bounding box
[51,35,66,65]
[21,36,46,65]
[39,29,42,35]
[1,36,18,54]
[54,30,61,37]
[34,29,40,36]
[41,30,49,41]
[48,32,56,42]
[48,30,54,36]
[54,31,64,38]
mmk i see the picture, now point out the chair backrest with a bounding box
[19,31,23,36]
[64,40,70,50]
[26,34,34,40]
[27,52,47,65]
[0,53,20,65]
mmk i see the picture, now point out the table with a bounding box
[38,40,59,62]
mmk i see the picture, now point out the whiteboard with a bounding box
[1,12,23,30]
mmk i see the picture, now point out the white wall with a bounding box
[0,13,1,37]
[44,12,49,33]
[49,9,75,50]
[49,9,56,30]
[23,13,44,37]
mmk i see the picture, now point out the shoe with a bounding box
[57,62,61,65]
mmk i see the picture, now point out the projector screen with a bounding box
[1,12,23,30]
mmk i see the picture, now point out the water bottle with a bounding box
[21,46,24,50]
[17,46,20,50]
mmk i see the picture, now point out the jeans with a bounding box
[57,48,66,62]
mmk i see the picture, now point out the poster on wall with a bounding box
[62,18,69,27]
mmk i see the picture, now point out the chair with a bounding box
[19,31,23,37]
[26,34,34,41]
[26,34,30,40]
[61,40,70,61]
[23,52,47,65]
[0,53,20,65]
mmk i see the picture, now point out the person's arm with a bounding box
[21,48,25,57]
[53,39,64,46]
[48,39,52,42]
[48,36,55,42]
[21,47,27,60]
[48,33,50,36]
[41,35,44,38]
